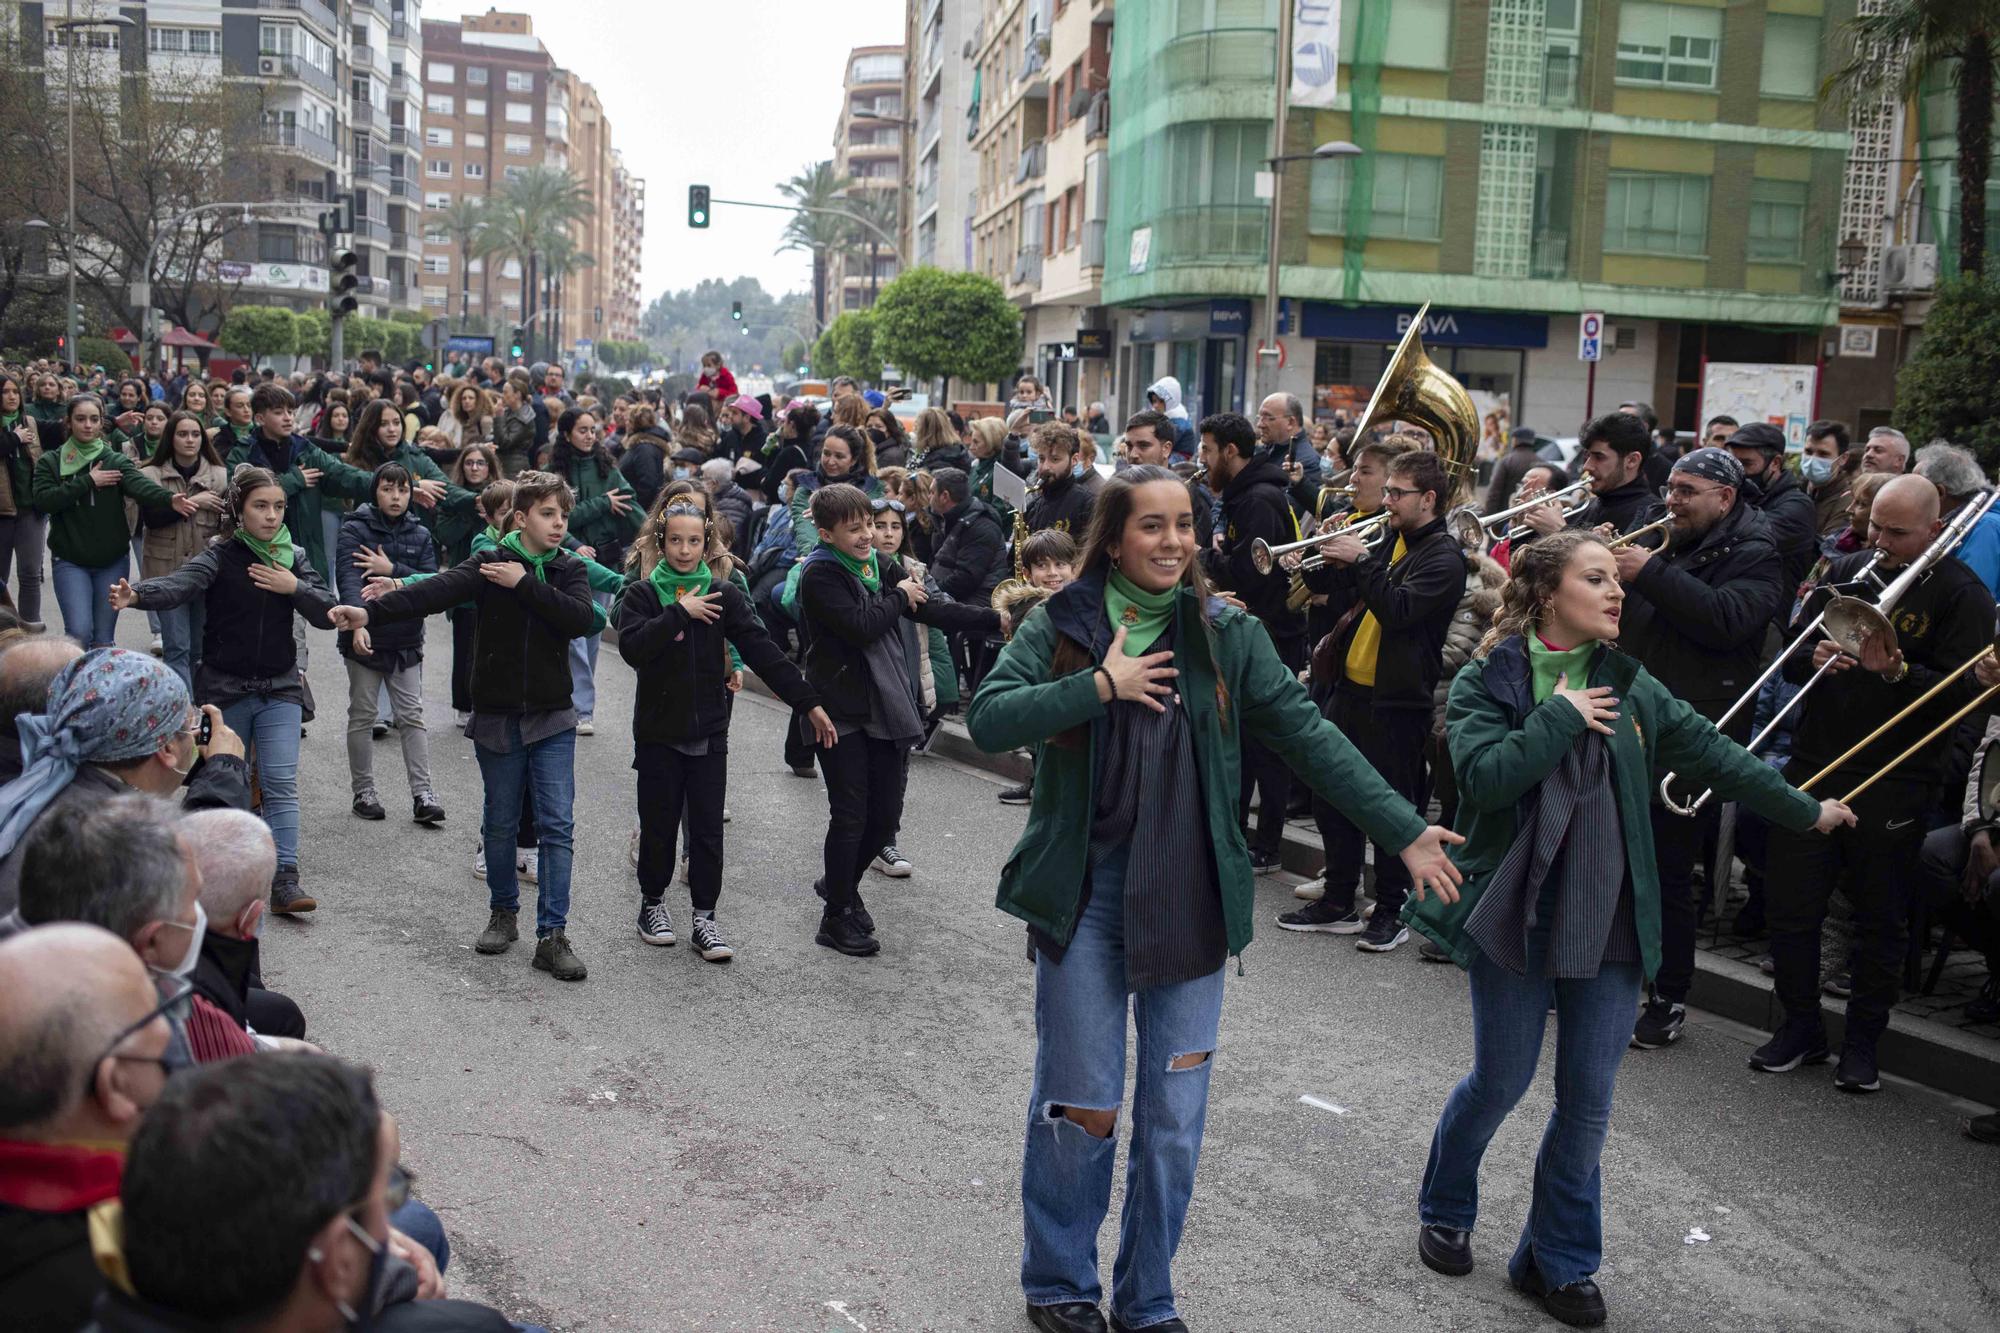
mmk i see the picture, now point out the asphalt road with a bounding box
[124,608,2000,1333]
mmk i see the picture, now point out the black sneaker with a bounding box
[1822,972,1853,1000]
[1248,847,1283,875]
[1747,1018,1831,1073]
[1356,910,1409,953]
[351,790,386,821]
[637,900,676,946]
[372,722,389,740]
[789,764,817,779]
[1630,997,1686,1050]
[475,909,518,954]
[1969,976,2000,1024]
[269,865,316,914]
[690,912,734,962]
[998,782,1032,805]
[1418,938,1453,963]
[816,906,880,956]
[1515,1253,1607,1327]
[412,791,445,826]
[1276,899,1366,933]
[871,845,913,877]
[1833,1043,1881,1093]
[532,930,587,981]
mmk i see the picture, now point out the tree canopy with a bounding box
[870,268,1022,386]
[1897,273,2000,467]
[217,306,299,367]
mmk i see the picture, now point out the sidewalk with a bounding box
[755,678,2000,1107]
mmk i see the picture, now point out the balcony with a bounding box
[350,100,376,129]
[1086,92,1110,141]
[391,71,413,99]
[260,121,338,166]
[917,176,938,217]
[354,217,390,245]
[1531,230,1571,280]
[1162,28,1276,90]
[1543,51,1579,109]
[388,125,412,145]
[1011,245,1044,287]
[255,0,337,37]
[1152,203,1268,264]
[352,0,385,13]
[389,177,413,199]
[1019,36,1051,96]
[389,18,409,43]
[352,43,381,73]
[1082,218,1106,270]
[1016,139,1046,184]
[390,229,413,252]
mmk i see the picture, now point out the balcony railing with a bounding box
[1531,230,1571,280]
[1012,245,1043,286]
[1016,139,1046,184]
[388,177,412,198]
[389,18,409,42]
[918,177,938,216]
[350,100,376,129]
[1086,91,1110,141]
[388,126,412,145]
[1543,51,1579,108]
[391,72,413,99]
[1162,28,1276,90]
[390,229,413,252]
[1151,203,1268,264]
[353,217,389,244]
[352,43,379,71]
[1082,218,1106,269]
[260,121,338,165]
[255,0,337,37]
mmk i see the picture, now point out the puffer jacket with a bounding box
[336,504,439,668]
[1428,554,1507,733]
[137,460,230,578]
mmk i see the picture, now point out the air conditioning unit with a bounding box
[1881,243,1939,295]
[258,56,281,76]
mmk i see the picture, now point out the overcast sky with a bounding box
[437,0,905,304]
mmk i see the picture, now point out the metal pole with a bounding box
[330,311,345,370]
[1259,1,1295,404]
[64,0,77,368]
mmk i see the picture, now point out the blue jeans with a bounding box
[474,720,575,935]
[51,553,127,648]
[389,1198,450,1273]
[221,694,304,868]
[1021,844,1226,1328]
[157,599,206,691]
[1419,948,1643,1289]
[565,591,611,718]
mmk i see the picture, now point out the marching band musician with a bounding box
[1751,475,1998,1093]
[1611,448,1789,1052]
[1277,449,1465,951]
[1515,413,1659,544]
[1296,437,1404,695]
[1119,409,1211,550]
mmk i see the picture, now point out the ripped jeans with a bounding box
[1020,841,1226,1329]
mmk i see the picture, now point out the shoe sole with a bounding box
[1747,1047,1831,1074]
[531,955,588,980]
[637,930,676,947]
[1629,1026,1683,1051]
[698,945,735,962]
[474,938,513,954]
[1418,1239,1474,1278]
[1293,879,1325,900]
[1357,929,1409,952]
[1834,1070,1882,1093]
[1512,1273,1606,1328]
[1275,917,1365,934]
[997,796,1031,805]
[353,807,386,821]
[871,859,913,878]
[270,899,317,914]
[815,930,881,957]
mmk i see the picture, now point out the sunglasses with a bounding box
[80,973,191,1100]
[870,498,906,514]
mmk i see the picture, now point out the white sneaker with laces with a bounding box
[637,900,676,946]
[690,912,734,962]
[1293,875,1326,901]
[518,848,539,883]
[473,844,487,880]
[871,845,914,878]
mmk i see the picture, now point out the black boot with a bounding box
[1418,1224,1473,1276]
[1026,1302,1107,1333]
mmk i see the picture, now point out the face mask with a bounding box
[156,901,207,979]
[1799,455,1835,486]
[673,466,692,480]
[1072,461,1087,479]
[314,1215,392,1326]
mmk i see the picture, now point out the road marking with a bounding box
[1299,1094,1347,1115]
[824,1300,868,1330]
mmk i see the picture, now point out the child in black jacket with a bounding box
[796,483,1001,956]
[332,471,598,982]
[617,499,834,960]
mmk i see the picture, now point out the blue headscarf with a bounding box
[0,648,191,859]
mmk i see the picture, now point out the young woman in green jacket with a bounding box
[32,393,194,647]
[967,466,1463,1333]
[0,373,49,627]
[1406,531,1852,1327]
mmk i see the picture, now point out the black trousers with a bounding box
[636,746,727,911]
[449,608,477,714]
[1649,790,1723,1004]
[244,986,305,1039]
[1239,633,1306,857]
[1313,688,1427,913]
[1766,771,1928,1046]
[1917,823,2000,966]
[818,731,903,911]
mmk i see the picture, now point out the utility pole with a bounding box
[1257,0,1296,405]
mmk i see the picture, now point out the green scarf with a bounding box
[1528,633,1597,704]
[499,529,559,582]
[828,544,881,592]
[648,555,713,607]
[57,434,107,477]
[481,523,505,548]
[1105,569,1177,656]
[234,525,295,569]
[0,411,17,429]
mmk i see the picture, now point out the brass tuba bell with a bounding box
[1352,301,1481,505]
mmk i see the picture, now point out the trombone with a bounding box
[1251,512,1391,576]
[1798,632,2000,805]
[1444,479,1593,553]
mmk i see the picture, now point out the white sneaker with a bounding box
[149,634,164,655]
[1293,875,1326,901]
[575,717,595,736]
[518,848,539,883]
[871,845,913,878]
[473,844,487,880]
[722,807,731,823]
[455,710,471,728]
[636,900,676,946]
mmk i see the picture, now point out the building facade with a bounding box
[906,0,977,273]
[832,44,906,313]
[1101,0,1849,440]
[968,1,1050,322]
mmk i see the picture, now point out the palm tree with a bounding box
[487,167,592,359]
[539,228,594,358]
[1827,1,2000,276]
[778,160,851,331]
[434,197,493,331]
[839,188,902,306]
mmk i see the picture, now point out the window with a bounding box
[1748,179,1807,262]
[422,255,451,274]
[467,257,485,275]
[467,66,489,85]
[464,162,485,179]
[425,191,453,210]
[426,61,455,82]
[424,127,454,147]
[1616,3,1722,90]
[466,98,487,116]
[1308,153,1445,241]
[505,103,533,124]
[503,166,527,183]
[1335,0,1452,72]
[1760,15,1821,99]
[1604,171,1710,256]
[259,22,293,55]
[465,132,487,149]
[505,69,535,93]
[422,286,449,307]
[423,227,449,244]
[426,93,455,115]
[501,258,522,279]
[505,134,532,155]
[150,27,220,55]
[426,158,453,177]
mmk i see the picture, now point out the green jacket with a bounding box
[1405,636,1822,981]
[967,574,1427,960]
[380,442,478,538]
[224,433,374,580]
[560,454,641,552]
[31,448,177,568]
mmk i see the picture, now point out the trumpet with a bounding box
[1606,514,1675,549]
[1251,513,1390,576]
[1445,479,1594,552]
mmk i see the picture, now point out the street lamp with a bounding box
[1259,141,1362,397]
[49,4,134,368]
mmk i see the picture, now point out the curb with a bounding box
[746,671,2000,1108]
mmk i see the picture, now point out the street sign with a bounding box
[1056,342,1077,362]
[1578,311,1603,362]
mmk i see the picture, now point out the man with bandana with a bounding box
[1609,447,1788,1053]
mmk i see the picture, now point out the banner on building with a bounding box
[1699,362,1819,453]
[1290,0,1343,108]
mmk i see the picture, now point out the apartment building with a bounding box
[418,10,644,356]
[967,1,1050,318]
[905,0,977,273]
[1103,0,1849,436]
[831,44,906,313]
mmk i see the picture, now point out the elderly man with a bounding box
[0,637,83,785]
[0,648,247,912]
[1914,441,2000,598]
[0,924,174,1328]
[1256,391,1323,513]
[699,457,756,561]
[1861,426,1912,475]
[184,808,307,1047]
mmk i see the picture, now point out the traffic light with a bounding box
[688,184,710,229]
[730,300,742,322]
[509,325,525,359]
[328,250,359,317]
[54,334,66,353]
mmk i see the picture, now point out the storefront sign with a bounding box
[1300,303,1549,348]
[1208,299,1251,335]
[215,261,329,292]
[1075,328,1111,359]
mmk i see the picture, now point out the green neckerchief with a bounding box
[1105,569,1177,656]
[234,525,295,569]
[0,410,17,429]
[648,555,713,607]
[57,434,108,477]
[1528,633,1597,704]
[828,544,881,592]
[499,529,558,581]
